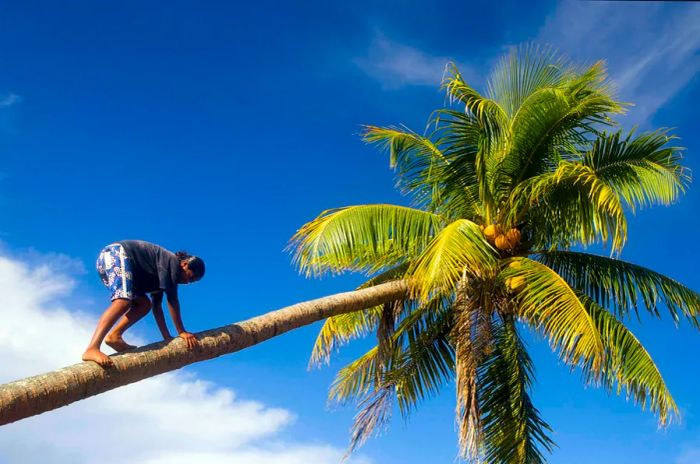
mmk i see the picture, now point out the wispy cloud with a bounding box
[354,32,475,90]
[0,251,370,464]
[675,445,700,464]
[0,93,21,108]
[538,1,700,127]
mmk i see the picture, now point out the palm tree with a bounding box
[288,45,699,463]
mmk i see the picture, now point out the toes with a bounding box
[82,350,114,367]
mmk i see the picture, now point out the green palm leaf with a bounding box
[480,318,555,464]
[505,61,624,187]
[535,250,700,326]
[428,109,484,219]
[329,295,452,404]
[310,264,411,367]
[582,296,678,425]
[409,219,496,299]
[442,64,509,218]
[330,295,454,452]
[310,305,384,368]
[509,161,628,253]
[387,301,454,416]
[289,204,444,277]
[330,344,381,406]
[362,125,449,207]
[582,130,689,211]
[504,258,605,372]
[487,43,570,118]
[443,62,509,138]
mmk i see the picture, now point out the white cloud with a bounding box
[538,1,700,127]
[0,251,369,464]
[142,445,370,464]
[354,32,476,90]
[0,93,21,108]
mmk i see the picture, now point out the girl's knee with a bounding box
[111,298,132,311]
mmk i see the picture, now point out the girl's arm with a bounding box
[166,293,198,349]
[150,292,172,340]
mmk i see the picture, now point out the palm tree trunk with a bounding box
[0,280,408,426]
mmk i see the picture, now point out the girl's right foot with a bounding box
[82,348,113,367]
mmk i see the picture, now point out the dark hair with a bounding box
[176,250,206,280]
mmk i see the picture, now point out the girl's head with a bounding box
[175,251,206,284]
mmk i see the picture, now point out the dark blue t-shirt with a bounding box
[118,240,180,297]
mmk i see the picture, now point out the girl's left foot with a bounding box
[105,335,136,353]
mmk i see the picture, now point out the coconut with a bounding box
[495,234,511,250]
[506,276,526,292]
[505,228,521,247]
[483,224,501,241]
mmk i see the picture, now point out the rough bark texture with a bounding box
[0,280,408,426]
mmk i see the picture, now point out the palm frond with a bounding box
[427,109,484,219]
[582,130,689,211]
[409,219,496,300]
[310,264,411,368]
[442,64,510,219]
[362,125,448,207]
[331,295,454,453]
[357,262,412,290]
[328,296,448,405]
[505,59,624,186]
[330,345,381,406]
[480,317,555,463]
[442,62,509,138]
[582,296,679,425]
[508,161,628,253]
[487,43,571,118]
[346,386,395,455]
[504,258,605,373]
[535,250,700,326]
[289,204,444,277]
[310,305,384,368]
[388,300,454,417]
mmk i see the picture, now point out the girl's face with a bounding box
[178,261,200,284]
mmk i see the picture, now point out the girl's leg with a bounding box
[82,298,132,366]
[105,295,152,352]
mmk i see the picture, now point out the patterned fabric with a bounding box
[96,243,135,301]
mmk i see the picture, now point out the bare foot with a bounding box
[82,348,114,367]
[105,336,136,353]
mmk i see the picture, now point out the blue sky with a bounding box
[0,1,699,463]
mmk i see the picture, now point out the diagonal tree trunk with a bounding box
[0,280,408,426]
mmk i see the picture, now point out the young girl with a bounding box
[82,240,206,367]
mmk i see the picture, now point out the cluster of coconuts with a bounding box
[479,224,522,251]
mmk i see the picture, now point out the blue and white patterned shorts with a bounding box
[96,243,135,301]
